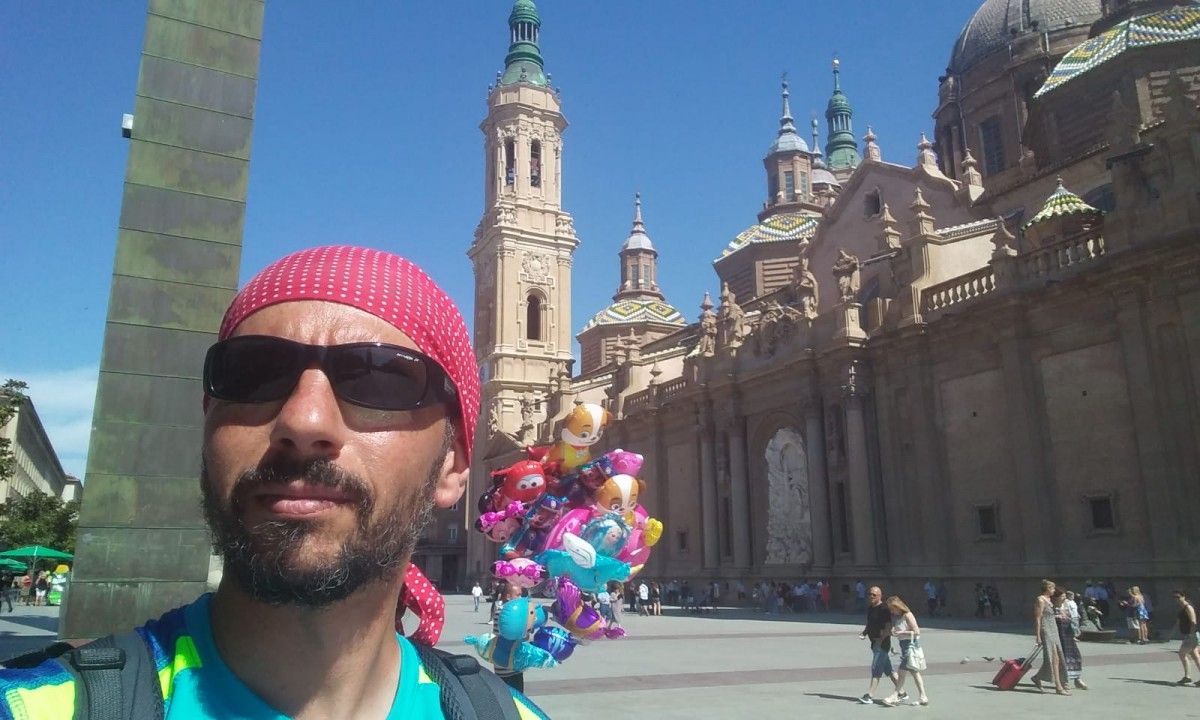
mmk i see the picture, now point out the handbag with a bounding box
[906,638,927,672]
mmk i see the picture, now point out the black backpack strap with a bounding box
[412,644,522,720]
[40,631,164,720]
[2,641,76,669]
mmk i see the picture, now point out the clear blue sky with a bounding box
[1,1,975,477]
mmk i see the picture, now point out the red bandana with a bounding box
[220,245,475,645]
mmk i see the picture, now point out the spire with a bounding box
[769,73,808,154]
[616,192,662,302]
[824,58,861,170]
[499,0,547,87]
[630,192,647,237]
[863,125,881,162]
[811,114,821,160]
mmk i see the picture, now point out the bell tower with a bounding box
[468,0,577,446]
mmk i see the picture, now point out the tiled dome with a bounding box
[721,211,821,258]
[581,299,686,331]
[949,0,1103,73]
[1035,4,1200,97]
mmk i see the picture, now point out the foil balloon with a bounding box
[545,403,610,472]
[463,597,557,673]
[492,558,546,588]
[548,577,625,641]
[531,626,579,662]
[596,449,644,478]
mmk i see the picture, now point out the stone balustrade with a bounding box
[921,266,997,314]
[1021,231,1106,280]
[921,230,1107,317]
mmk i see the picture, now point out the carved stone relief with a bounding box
[764,427,813,565]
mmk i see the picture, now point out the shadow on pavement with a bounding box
[0,616,59,634]
[659,607,1033,635]
[803,692,868,704]
[970,684,1043,694]
[1109,677,1187,688]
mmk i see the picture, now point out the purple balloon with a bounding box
[531,626,578,662]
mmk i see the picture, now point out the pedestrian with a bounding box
[1122,586,1150,644]
[855,579,867,612]
[597,582,615,623]
[819,579,831,612]
[924,579,939,617]
[735,579,746,602]
[988,585,1003,616]
[1064,591,1081,637]
[883,595,928,706]
[608,581,624,629]
[33,574,48,607]
[650,581,662,616]
[1032,579,1070,694]
[974,583,990,618]
[471,581,483,612]
[858,586,904,705]
[18,574,31,607]
[0,571,12,613]
[936,579,948,615]
[1173,590,1200,685]
[0,246,544,717]
[637,580,650,616]
[1053,589,1087,690]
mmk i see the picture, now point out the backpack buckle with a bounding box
[71,647,125,671]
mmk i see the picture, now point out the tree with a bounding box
[0,379,30,485]
[0,491,79,557]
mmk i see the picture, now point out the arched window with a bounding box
[530,140,542,188]
[504,139,516,186]
[864,188,882,217]
[526,294,542,341]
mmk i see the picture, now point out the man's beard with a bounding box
[200,428,451,608]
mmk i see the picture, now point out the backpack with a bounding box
[4,632,522,720]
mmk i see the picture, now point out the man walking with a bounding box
[471,581,483,612]
[859,586,904,705]
[637,581,650,616]
[924,579,939,617]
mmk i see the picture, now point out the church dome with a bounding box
[721,211,821,258]
[1035,4,1200,98]
[581,299,686,331]
[949,0,1103,73]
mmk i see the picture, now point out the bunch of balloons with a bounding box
[466,402,663,672]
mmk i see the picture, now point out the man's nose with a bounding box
[269,367,347,457]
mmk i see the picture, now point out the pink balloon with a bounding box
[540,507,591,554]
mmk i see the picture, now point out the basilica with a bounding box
[439,0,1200,613]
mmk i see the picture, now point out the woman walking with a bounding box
[1053,589,1087,690]
[650,581,662,616]
[1131,587,1150,644]
[1032,579,1070,695]
[883,596,929,706]
[1173,590,1200,684]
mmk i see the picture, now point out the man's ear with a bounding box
[433,428,469,509]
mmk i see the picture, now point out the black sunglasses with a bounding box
[203,335,458,412]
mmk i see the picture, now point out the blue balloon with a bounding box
[531,626,578,662]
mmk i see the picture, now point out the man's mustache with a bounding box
[230,457,373,517]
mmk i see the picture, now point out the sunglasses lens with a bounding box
[329,346,429,410]
[206,337,303,402]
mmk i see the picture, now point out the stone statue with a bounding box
[1106,90,1142,151]
[718,283,747,349]
[487,402,502,438]
[792,257,819,319]
[832,249,861,303]
[519,393,535,429]
[697,291,717,357]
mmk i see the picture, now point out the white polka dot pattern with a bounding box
[218,245,480,464]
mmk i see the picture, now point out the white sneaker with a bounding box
[882,694,899,707]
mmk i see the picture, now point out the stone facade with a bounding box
[0,398,71,503]
[466,0,1200,612]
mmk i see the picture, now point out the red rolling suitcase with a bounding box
[992,644,1041,690]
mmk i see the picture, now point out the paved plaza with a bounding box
[1,597,1192,718]
[442,595,1193,719]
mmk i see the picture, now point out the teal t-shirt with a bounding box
[0,593,547,720]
